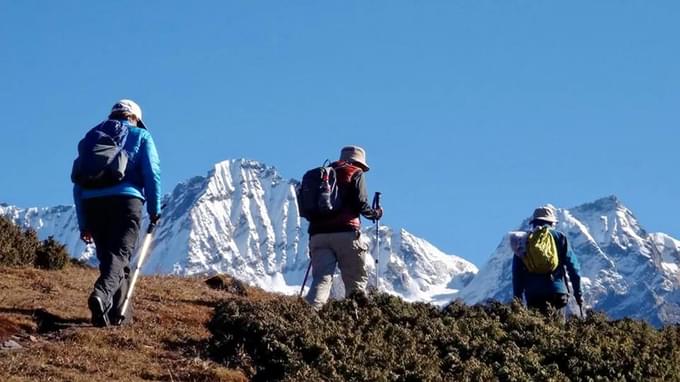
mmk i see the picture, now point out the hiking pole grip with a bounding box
[372,192,382,211]
[146,218,162,234]
[146,203,167,234]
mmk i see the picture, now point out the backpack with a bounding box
[297,161,342,221]
[523,226,560,273]
[71,120,129,189]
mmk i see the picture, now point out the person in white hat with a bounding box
[512,205,583,320]
[304,145,382,310]
[72,99,161,327]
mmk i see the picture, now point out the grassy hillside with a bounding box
[0,265,246,381]
[3,264,680,381]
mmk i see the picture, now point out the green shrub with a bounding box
[208,294,680,381]
[0,215,39,266]
[34,236,69,270]
[0,216,70,270]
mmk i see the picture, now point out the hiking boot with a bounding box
[88,295,110,327]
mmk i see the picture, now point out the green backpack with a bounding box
[523,226,559,273]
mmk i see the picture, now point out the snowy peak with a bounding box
[1,158,473,303]
[363,226,477,304]
[567,195,647,252]
[148,159,306,287]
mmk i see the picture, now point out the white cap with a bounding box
[111,99,146,129]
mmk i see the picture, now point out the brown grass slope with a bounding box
[5,262,680,382]
[0,265,246,382]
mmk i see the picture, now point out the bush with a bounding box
[34,236,69,270]
[0,215,39,266]
[208,294,680,381]
[0,216,70,270]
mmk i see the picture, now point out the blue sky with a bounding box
[1,1,678,266]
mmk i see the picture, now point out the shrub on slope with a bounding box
[0,215,39,267]
[0,216,68,270]
[208,294,680,381]
[34,236,69,270]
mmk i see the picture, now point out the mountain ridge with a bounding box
[3,160,680,325]
[0,158,476,304]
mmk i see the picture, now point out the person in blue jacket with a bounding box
[73,99,161,327]
[512,205,582,319]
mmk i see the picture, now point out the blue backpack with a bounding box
[71,120,129,189]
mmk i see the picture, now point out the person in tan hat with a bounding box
[304,145,382,310]
[512,205,583,320]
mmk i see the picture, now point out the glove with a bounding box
[373,208,383,220]
[80,231,93,244]
[150,214,161,225]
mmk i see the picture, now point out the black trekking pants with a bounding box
[84,196,142,323]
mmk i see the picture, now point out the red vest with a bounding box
[309,161,363,233]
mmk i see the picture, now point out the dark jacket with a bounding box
[308,161,378,235]
[512,229,582,302]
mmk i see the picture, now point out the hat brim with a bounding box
[354,161,369,172]
[531,217,557,224]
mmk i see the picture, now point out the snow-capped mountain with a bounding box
[362,225,477,304]
[459,196,680,326]
[7,162,680,325]
[0,159,476,303]
[0,204,94,260]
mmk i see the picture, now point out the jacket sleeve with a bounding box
[353,171,379,220]
[512,255,525,300]
[73,184,85,231]
[140,131,162,217]
[560,234,582,299]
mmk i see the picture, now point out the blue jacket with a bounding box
[512,229,582,301]
[73,120,161,231]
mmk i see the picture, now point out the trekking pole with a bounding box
[299,242,312,298]
[372,192,382,292]
[299,262,312,298]
[117,218,160,325]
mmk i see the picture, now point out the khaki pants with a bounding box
[305,231,369,310]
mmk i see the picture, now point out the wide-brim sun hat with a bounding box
[531,205,558,224]
[111,99,147,129]
[339,145,369,171]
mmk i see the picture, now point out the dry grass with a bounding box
[0,265,248,382]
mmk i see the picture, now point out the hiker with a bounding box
[511,205,582,320]
[72,99,161,327]
[302,146,383,310]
